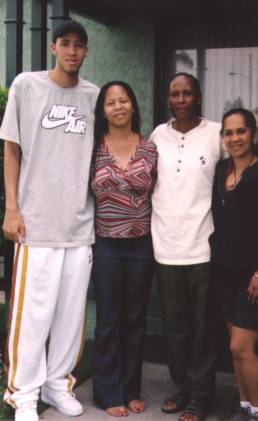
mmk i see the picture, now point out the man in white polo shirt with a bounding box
[151,73,223,421]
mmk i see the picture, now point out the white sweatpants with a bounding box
[4,244,92,408]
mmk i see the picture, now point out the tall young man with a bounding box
[0,20,99,421]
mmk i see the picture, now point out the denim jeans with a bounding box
[92,235,154,409]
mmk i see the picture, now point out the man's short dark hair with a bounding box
[52,20,88,45]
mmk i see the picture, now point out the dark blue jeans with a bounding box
[92,235,154,409]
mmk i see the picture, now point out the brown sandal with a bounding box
[161,391,189,414]
[179,398,207,421]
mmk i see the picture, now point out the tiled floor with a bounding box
[41,363,236,421]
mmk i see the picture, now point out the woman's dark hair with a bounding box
[95,80,141,139]
[91,81,141,175]
[221,107,258,155]
[222,107,257,136]
[168,72,202,117]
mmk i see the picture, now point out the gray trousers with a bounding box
[156,262,218,399]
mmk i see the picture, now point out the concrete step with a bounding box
[41,363,236,421]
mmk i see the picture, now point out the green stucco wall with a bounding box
[70,13,155,137]
[0,1,155,136]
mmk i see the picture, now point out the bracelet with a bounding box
[254,272,258,278]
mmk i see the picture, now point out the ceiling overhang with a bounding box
[68,0,258,25]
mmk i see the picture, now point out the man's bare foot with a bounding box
[127,399,146,413]
[178,398,207,421]
[162,398,179,412]
[179,413,199,421]
[106,406,129,417]
[161,391,189,414]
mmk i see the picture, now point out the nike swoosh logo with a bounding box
[42,114,85,129]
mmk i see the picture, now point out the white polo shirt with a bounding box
[151,118,222,265]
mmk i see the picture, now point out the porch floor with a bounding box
[41,362,236,421]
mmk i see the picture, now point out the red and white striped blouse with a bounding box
[91,137,157,238]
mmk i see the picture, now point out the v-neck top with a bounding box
[210,158,258,272]
[91,137,157,238]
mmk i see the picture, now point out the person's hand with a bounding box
[247,274,258,303]
[2,208,26,243]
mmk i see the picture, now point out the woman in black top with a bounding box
[210,108,258,421]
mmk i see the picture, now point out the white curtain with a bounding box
[174,47,258,123]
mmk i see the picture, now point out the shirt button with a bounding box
[178,160,182,163]
[181,144,184,148]
[182,137,185,140]
[177,168,180,172]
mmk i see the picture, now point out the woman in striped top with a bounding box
[91,81,157,417]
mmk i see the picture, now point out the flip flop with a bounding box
[161,391,189,414]
[179,398,207,421]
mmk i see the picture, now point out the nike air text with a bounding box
[42,105,87,134]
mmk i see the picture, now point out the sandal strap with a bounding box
[180,398,207,420]
[169,391,189,406]
[162,391,189,413]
